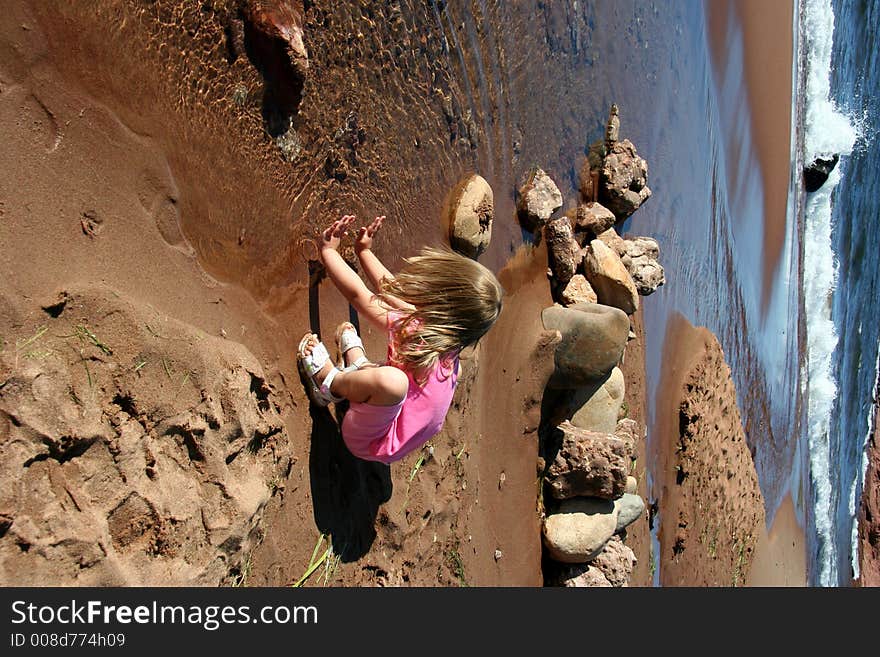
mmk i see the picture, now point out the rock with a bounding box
[804,154,839,193]
[591,535,635,587]
[560,274,597,306]
[569,367,625,434]
[574,202,617,237]
[595,227,625,254]
[544,217,581,287]
[587,139,606,171]
[541,303,630,388]
[605,104,620,149]
[550,563,612,587]
[449,174,494,259]
[521,330,564,435]
[625,476,638,495]
[542,497,618,563]
[517,167,563,232]
[600,139,652,220]
[241,0,309,78]
[619,237,665,295]
[615,418,640,453]
[578,159,597,203]
[545,421,630,500]
[614,493,646,532]
[583,240,640,315]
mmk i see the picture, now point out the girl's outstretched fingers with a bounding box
[322,214,357,251]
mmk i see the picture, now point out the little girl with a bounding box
[298,214,503,464]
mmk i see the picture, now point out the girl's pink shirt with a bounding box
[341,311,459,463]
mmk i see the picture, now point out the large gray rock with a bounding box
[591,535,635,587]
[449,174,493,259]
[550,563,612,587]
[546,422,630,500]
[569,367,625,434]
[583,239,639,315]
[541,303,630,389]
[600,138,652,220]
[619,237,666,295]
[544,217,582,287]
[542,497,618,563]
[614,493,646,532]
[517,167,563,232]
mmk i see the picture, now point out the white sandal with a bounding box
[298,333,344,406]
[336,322,369,372]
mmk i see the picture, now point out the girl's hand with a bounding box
[355,215,385,253]
[321,215,356,253]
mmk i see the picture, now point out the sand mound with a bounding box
[0,287,290,585]
[653,315,764,586]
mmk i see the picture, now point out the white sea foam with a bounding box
[801,0,858,586]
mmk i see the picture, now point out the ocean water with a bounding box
[799,0,879,586]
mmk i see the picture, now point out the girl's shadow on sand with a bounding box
[302,258,392,562]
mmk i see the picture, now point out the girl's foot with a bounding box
[298,333,345,406]
[335,322,370,371]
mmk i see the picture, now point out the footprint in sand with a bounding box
[136,169,194,256]
[2,86,62,153]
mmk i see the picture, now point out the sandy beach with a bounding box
[0,0,808,588]
[652,313,806,586]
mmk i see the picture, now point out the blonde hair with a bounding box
[380,247,503,378]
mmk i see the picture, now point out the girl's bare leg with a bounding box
[332,365,408,406]
[302,335,407,405]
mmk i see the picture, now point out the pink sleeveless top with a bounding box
[341,312,459,464]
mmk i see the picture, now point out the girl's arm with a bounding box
[321,215,389,330]
[356,216,416,312]
[358,248,394,290]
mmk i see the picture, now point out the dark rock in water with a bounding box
[225,1,309,138]
[804,154,839,192]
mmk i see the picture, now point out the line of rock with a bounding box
[448,105,666,586]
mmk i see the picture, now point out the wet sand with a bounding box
[749,494,807,586]
[706,0,794,312]
[619,308,652,586]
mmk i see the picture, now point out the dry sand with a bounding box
[652,313,805,586]
[0,0,560,582]
[1,0,776,589]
